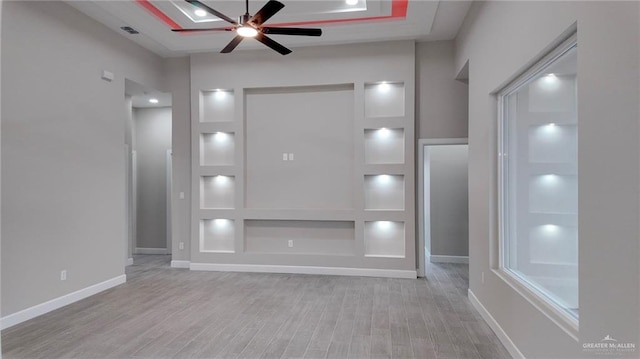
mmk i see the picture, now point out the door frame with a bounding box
[417,138,468,277]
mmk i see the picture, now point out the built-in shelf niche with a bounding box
[528,124,577,163]
[529,224,578,265]
[200,219,235,253]
[200,175,235,209]
[364,221,405,258]
[364,82,405,118]
[364,174,404,210]
[529,174,577,214]
[245,220,355,256]
[200,132,235,166]
[364,128,404,164]
[201,89,234,123]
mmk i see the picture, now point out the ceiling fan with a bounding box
[172,0,322,55]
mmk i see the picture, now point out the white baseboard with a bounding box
[190,263,416,279]
[468,289,524,359]
[1,275,126,330]
[126,257,134,266]
[135,247,168,255]
[171,260,190,269]
[430,255,469,264]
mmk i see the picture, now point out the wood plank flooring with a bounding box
[2,256,511,359]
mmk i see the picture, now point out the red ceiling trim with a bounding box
[136,0,407,30]
[136,0,182,29]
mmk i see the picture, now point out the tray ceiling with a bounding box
[66,0,472,57]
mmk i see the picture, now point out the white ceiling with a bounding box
[65,0,472,57]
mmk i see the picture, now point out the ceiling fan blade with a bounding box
[255,32,291,55]
[172,28,232,32]
[250,0,285,26]
[261,27,322,37]
[186,0,237,25]
[221,35,244,53]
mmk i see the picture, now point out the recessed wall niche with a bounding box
[364,174,405,210]
[245,84,355,210]
[245,220,356,256]
[364,128,404,164]
[200,132,235,166]
[200,219,235,253]
[364,221,405,257]
[364,82,405,118]
[201,89,234,122]
[200,175,235,209]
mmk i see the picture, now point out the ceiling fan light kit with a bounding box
[172,0,323,55]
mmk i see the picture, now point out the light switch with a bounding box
[282,153,288,161]
[179,192,185,199]
[288,153,294,161]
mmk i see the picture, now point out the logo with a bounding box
[583,335,636,356]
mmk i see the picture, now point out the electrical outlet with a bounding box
[61,270,67,281]
[481,272,485,284]
[179,242,184,250]
[288,240,294,248]
[179,192,185,199]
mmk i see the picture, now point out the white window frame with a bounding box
[496,33,579,340]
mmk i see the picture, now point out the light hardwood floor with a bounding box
[2,255,510,359]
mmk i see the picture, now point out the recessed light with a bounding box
[378,82,391,92]
[377,221,392,230]
[194,9,207,17]
[149,98,159,104]
[346,0,358,5]
[378,127,391,138]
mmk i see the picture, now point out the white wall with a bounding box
[455,1,639,357]
[133,107,172,250]
[1,0,164,316]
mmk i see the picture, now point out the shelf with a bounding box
[527,163,577,175]
[529,224,577,265]
[528,124,577,163]
[529,174,577,214]
[199,166,236,177]
[243,209,355,221]
[364,174,404,211]
[200,175,235,209]
[199,122,235,133]
[200,219,235,253]
[364,128,404,164]
[364,221,405,258]
[245,220,356,256]
[364,82,405,118]
[201,89,234,123]
[200,132,235,166]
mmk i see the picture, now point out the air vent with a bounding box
[120,26,139,35]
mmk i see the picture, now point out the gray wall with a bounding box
[1,0,164,316]
[416,41,468,139]
[133,107,172,250]
[455,1,639,356]
[428,145,468,257]
[163,58,191,262]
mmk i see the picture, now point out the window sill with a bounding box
[493,268,579,341]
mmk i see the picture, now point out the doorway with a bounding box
[125,79,173,264]
[417,139,469,277]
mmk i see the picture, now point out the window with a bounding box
[498,35,578,322]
